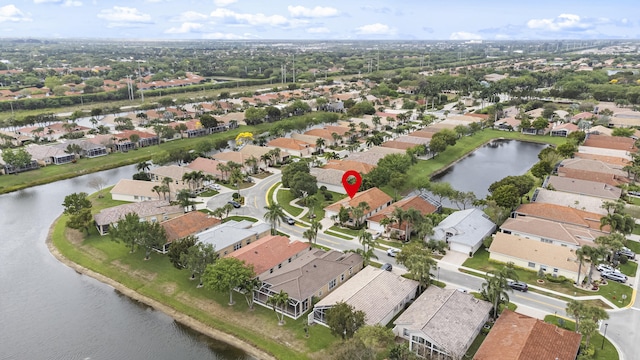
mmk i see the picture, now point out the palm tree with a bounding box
[152,185,163,200]
[323,151,339,161]
[264,203,286,235]
[267,290,290,325]
[216,163,230,181]
[303,229,315,244]
[566,299,586,333]
[310,218,323,244]
[162,177,172,201]
[223,203,235,218]
[244,155,258,175]
[315,137,325,153]
[331,132,341,145]
[260,153,272,168]
[136,161,151,174]
[481,264,518,320]
[356,230,378,266]
[229,168,244,197]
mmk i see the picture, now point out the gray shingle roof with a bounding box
[432,209,496,247]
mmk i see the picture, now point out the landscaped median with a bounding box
[461,248,633,308]
[49,191,339,360]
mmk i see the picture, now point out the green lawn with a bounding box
[328,225,361,237]
[324,231,353,240]
[276,188,304,217]
[224,215,258,223]
[619,260,638,277]
[462,248,632,308]
[52,193,339,360]
[625,238,640,253]
[545,315,619,360]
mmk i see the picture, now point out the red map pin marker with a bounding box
[342,170,362,199]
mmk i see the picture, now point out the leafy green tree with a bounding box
[388,343,419,360]
[138,221,167,260]
[396,242,436,291]
[238,277,262,310]
[556,142,577,158]
[289,172,318,198]
[429,182,456,204]
[167,235,197,269]
[488,175,535,199]
[109,213,144,253]
[428,136,447,155]
[202,257,255,306]
[489,184,520,209]
[331,338,377,360]
[354,324,395,352]
[62,192,93,234]
[281,161,310,188]
[531,160,553,179]
[2,148,33,170]
[326,302,367,340]
[612,128,634,137]
[181,242,218,286]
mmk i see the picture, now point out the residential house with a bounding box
[430,208,496,256]
[254,249,363,319]
[291,133,326,150]
[310,266,418,327]
[382,140,416,150]
[94,200,184,235]
[267,137,312,157]
[0,151,38,175]
[493,117,521,131]
[186,157,225,180]
[512,203,608,232]
[393,287,492,360]
[304,128,339,146]
[367,194,440,236]
[499,216,608,248]
[149,165,193,189]
[608,113,640,128]
[112,130,159,152]
[324,187,393,225]
[0,130,31,147]
[532,188,609,215]
[572,152,630,168]
[159,211,221,252]
[489,233,587,282]
[474,310,581,360]
[347,146,405,166]
[545,176,622,200]
[587,125,614,136]
[549,122,579,137]
[323,159,375,174]
[196,220,271,256]
[238,145,278,170]
[60,139,108,158]
[579,134,636,160]
[111,179,174,202]
[310,167,349,194]
[25,143,75,165]
[227,235,311,276]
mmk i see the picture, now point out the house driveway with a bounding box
[438,251,469,267]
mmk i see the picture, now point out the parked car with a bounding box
[381,263,393,272]
[371,231,381,240]
[507,281,529,292]
[618,247,636,259]
[210,184,221,191]
[286,217,295,225]
[228,200,241,208]
[386,248,399,257]
[601,271,627,283]
[597,264,621,274]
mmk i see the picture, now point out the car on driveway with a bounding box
[210,184,221,191]
[597,264,621,274]
[286,217,295,225]
[228,200,241,208]
[617,247,636,260]
[601,271,627,283]
[386,248,399,257]
[381,263,393,272]
[507,281,528,292]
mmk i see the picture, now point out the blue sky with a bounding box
[0,0,638,40]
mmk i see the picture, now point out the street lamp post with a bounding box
[601,323,609,350]
[437,266,440,283]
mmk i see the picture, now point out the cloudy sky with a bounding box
[0,0,638,40]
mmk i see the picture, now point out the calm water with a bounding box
[0,165,251,360]
[432,139,547,199]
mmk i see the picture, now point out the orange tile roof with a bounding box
[474,310,581,360]
[514,203,608,231]
[557,168,628,187]
[267,137,311,150]
[324,160,375,174]
[382,140,415,150]
[226,235,310,275]
[324,125,350,136]
[583,134,636,151]
[367,195,438,225]
[573,152,630,167]
[325,187,392,213]
[161,211,221,243]
[304,128,334,140]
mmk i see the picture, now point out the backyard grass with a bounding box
[276,188,304,217]
[462,248,633,308]
[463,332,487,359]
[52,192,339,360]
[545,315,619,360]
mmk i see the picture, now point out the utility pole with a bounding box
[293,53,295,83]
[137,62,144,102]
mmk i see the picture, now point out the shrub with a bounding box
[232,192,240,199]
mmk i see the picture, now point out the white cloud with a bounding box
[63,0,82,6]
[527,14,594,32]
[356,23,394,35]
[210,8,289,26]
[97,6,152,27]
[202,32,247,39]
[165,22,203,34]
[288,6,338,18]
[449,31,482,40]
[307,27,329,33]
[213,0,237,6]
[175,11,208,22]
[0,5,31,22]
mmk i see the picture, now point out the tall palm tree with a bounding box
[315,137,325,153]
[244,155,258,175]
[152,185,163,200]
[136,161,151,173]
[310,218,323,244]
[264,203,286,235]
[216,163,230,181]
[303,229,315,244]
[260,153,271,168]
[267,290,290,325]
[162,177,172,201]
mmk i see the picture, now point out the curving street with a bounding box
[207,171,637,360]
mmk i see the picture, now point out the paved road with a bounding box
[206,171,636,359]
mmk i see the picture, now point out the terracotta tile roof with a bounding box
[367,195,438,225]
[573,152,630,167]
[381,140,415,150]
[557,168,628,187]
[114,129,157,140]
[226,235,310,275]
[583,134,636,151]
[267,137,311,150]
[161,211,221,243]
[324,187,392,213]
[474,310,581,360]
[324,125,350,136]
[304,128,334,140]
[514,203,608,231]
[324,160,375,174]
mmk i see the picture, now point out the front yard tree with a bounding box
[203,257,254,306]
[281,161,310,188]
[289,172,318,198]
[267,290,290,325]
[481,264,518,320]
[326,302,366,340]
[264,203,286,235]
[62,192,93,234]
[181,242,218,287]
[168,235,197,269]
[356,230,378,266]
[396,242,436,292]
